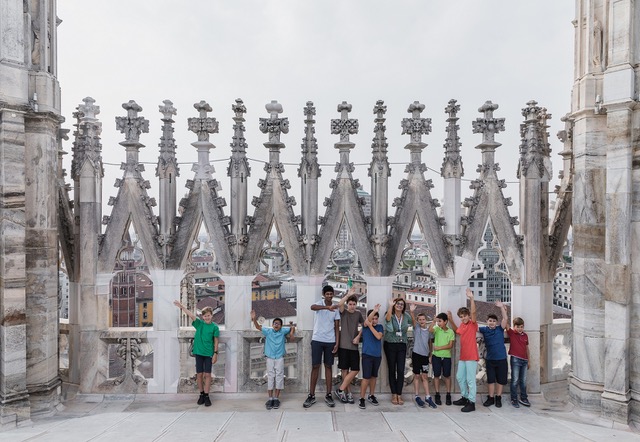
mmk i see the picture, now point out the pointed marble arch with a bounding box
[167,101,235,273]
[240,100,306,275]
[98,101,163,272]
[311,101,378,276]
[382,101,452,278]
[459,101,523,284]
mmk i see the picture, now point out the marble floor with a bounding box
[1,391,639,441]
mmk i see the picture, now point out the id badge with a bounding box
[396,332,402,337]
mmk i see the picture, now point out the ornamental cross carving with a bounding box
[472,100,505,145]
[401,101,431,144]
[331,101,358,143]
[259,100,289,144]
[188,101,219,142]
[231,98,248,152]
[116,100,149,143]
[302,101,318,154]
[77,96,100,120]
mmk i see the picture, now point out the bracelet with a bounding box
[214,351,218,354]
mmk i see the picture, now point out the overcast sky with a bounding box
[57,1,575,234]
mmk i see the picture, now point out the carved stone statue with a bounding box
[592,19,603,69]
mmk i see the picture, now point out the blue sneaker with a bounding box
[415,396,426,408]
[511,398,520,408]
[519,397,531,407]
[425,396,437,409]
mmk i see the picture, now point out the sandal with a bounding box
[391,394,399,405]
[397,395,404,405]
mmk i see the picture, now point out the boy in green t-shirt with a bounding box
[174,300,220,407]
[428,312,456,405]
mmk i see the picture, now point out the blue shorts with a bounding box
[485,358,508,385]
[431,355,452,378]
[195,354,213,374]
[361,354,381,379]
[311,340,335,367]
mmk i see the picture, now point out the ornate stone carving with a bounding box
[472,101,505,149]
[188,101,218,142]
[156,100,180,179]
[331,101,358,144]
[71,97,103,180]
[441,99,464,178]
[116,100,149,144]
[259,100,289,144]
[402,101,432,145]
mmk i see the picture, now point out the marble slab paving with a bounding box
[279,410,334,432]
[334,410,392,432]
[155,411,233,440]
[89,412,184,442]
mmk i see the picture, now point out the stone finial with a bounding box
[157,99,179,179]
[301,101,318,155]
[259,100,289,144]
[518,100,551,179]
[331,101,359,144]
[442,99,463,178]
[371,100,388,155]
[401,101,432,145]
[116,100,149,143]
[188,101,219,142]
[232,98,247,118]
[373,100,387,120]
[472,100,505,146]
[77,97,100,120]
[159,99,177,121]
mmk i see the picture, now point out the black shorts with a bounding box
[195,354,213,374]
[311,340,335,366]
[412,352,430,375]
[361,354,381,379]
[338,348,360,371]
[485,358,508,385]
[431,355,452,378]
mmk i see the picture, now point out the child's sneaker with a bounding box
[434,392,442,405]
[415,396,426,408]
[482,396,495,407]
[334,388,347,403]
[425,396,437,409]
[511,398,520,408]
[461,401,475,412]
[367,395,379,406]
[303,394,316,408]
[495,396,502,408]
[347,392,355,404]
[452,397,468,406]
[325,394,336,407]
[204,394,212,407]
[265,399,274,410]
[446,393,452,405]
[272,398,280,409]
[358,398,366,409]
[197,392,205,405]
[519,398,531,407]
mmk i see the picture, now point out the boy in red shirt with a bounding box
[506,316,530,408]
[448,288,478,412]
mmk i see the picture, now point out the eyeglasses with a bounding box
[395,302,405,306]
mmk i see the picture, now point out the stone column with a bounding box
[147,269,184,393]
[24,111,62,414]
[601,103,633,421]
[0,109,30,427]
[221,274,254,392]
[296,274,326,393]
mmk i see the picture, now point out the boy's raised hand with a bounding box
[373,303,381,312]
[495,300,504,308]
[466,288,474,299]
[250,310,256,320]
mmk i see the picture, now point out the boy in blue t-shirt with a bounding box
[251,310,296,410]
[358,304,383,409]
[478,301,508,408]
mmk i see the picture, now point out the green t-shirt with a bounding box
[433,325,455,358]
[192,318,220,357]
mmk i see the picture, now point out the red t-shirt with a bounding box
[456,320,479,361]
[507,329,529,360]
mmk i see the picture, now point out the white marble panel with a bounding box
[295,275,325,331]
[572,335,605,382]
[604,68,634,103]
[604,337,630,393]
[0,0,24,63]
[222,275,253,331]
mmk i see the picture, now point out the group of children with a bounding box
[176,285,530,412]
